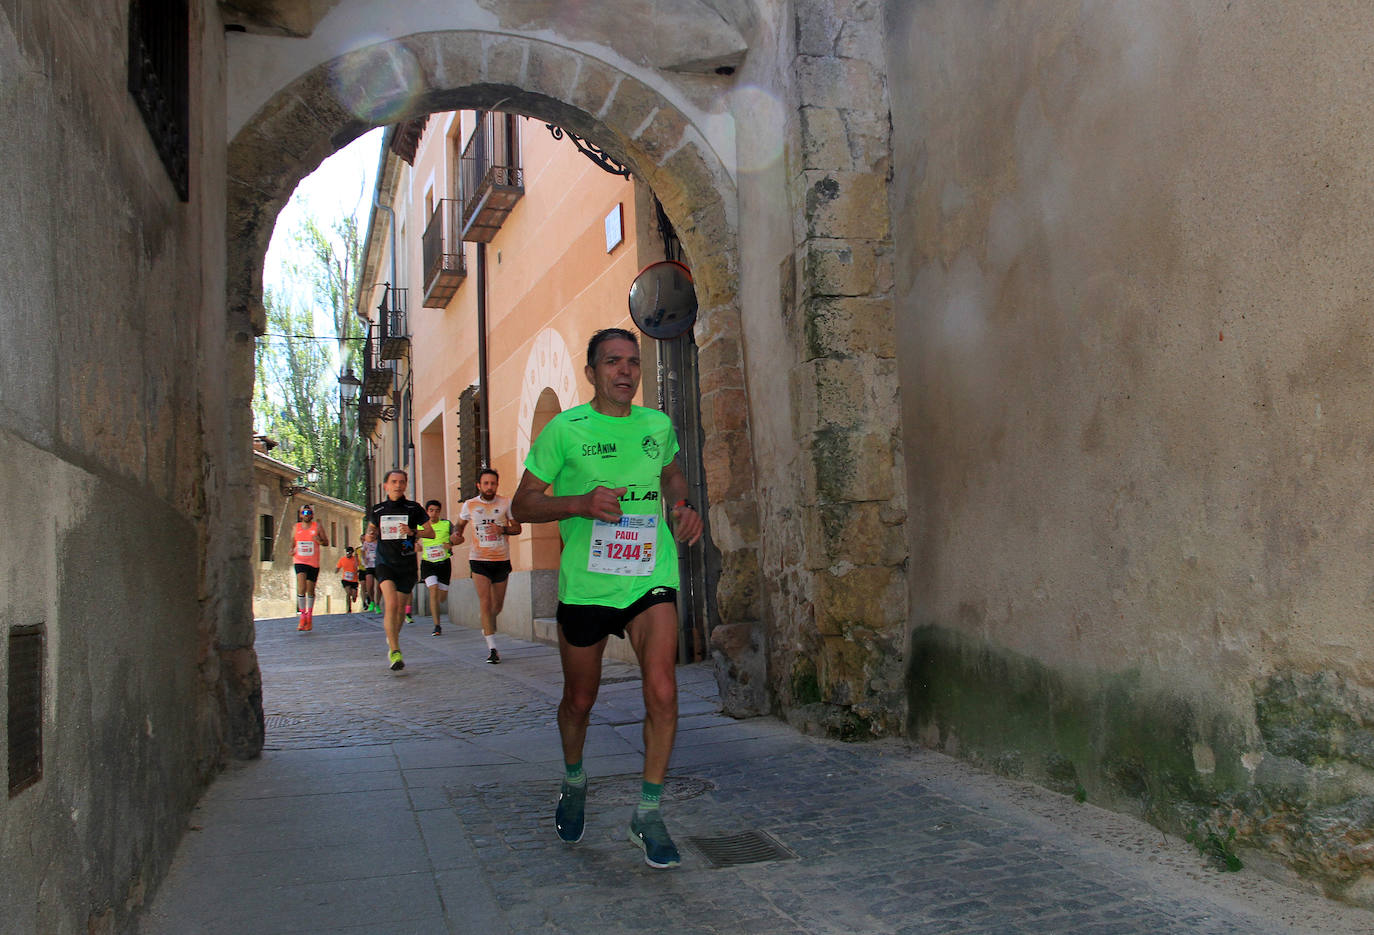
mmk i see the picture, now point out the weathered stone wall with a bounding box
[888,0,1374,903]
[752,0,906,739]
[0,2,238,932]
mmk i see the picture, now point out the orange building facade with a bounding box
[356,112,711,661]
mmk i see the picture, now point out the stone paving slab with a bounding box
[139,612,1374,935]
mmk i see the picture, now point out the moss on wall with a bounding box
[908,624,1374,904]
[908,624,1247,824]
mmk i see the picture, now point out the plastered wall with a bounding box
[0,2,237,931]
[889,0,1374,901]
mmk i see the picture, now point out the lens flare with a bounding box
[329,39,424,126]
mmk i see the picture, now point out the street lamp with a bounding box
[280,464,320,497]
[339,369,362,402]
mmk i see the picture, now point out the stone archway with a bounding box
[225,31,767,752]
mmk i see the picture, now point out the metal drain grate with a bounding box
[686,829,797,868]
[263,715,302,729]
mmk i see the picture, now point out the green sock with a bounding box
[564,762,586,785]
[637,780,663,813]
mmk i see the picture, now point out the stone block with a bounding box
[695,300,743,351]
[709,498,760,552]
[841,107,892,175]
[794,55,885,111]
[683,245,738,310]
[523,44,580,102]
[697,363,743,397]
[696,331,741,375]
[568,57,620,119]
[799,106,853,170]
[418,31,485,92]
[802,239,882,299]
[716,546,763,622]
[633,104,691,163]
[794,2,842,57]
[806,427,896,503]
[803,169,890,240]
[482,35,529,85]
[599,74,661,140]
[789,357,867,430]
[805,500,908,570]
[804,295,898,359]
[704,386,749,434]
[813,564,905,636]
[702,430,755,503]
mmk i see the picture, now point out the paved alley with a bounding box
[139,614,1374,935]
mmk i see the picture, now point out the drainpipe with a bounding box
[476,242,490,467]
[375,199,401,470]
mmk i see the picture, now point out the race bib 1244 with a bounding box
[587,515,658,576]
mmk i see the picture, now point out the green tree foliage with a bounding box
[254,211,366,506]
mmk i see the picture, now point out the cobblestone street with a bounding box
[140,614,1374,934]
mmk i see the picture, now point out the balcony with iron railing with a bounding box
[422,198,466,308]
[460,112,524,243]
[378,286,408,361]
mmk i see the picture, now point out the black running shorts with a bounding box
[420,559,452,588]
[374,561,418,595]
[469,559,513,585]
[293,564,320,583]
[557,587,677,648]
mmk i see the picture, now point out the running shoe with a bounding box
[555,780,586,843]
[432,624,442,636]
[487,648,501,664]
[388,650,404,671]
[297,612,308,631]
[300,612,312,632]
[629,810,681,869]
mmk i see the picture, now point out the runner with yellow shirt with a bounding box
[419,500,461,636]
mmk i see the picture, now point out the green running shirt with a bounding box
[524,403,681,608]
[420,519,452,562]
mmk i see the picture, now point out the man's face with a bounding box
[384,473,407,498]
[478,474,499,500]
[426,503,441,521]
[586,337,640,408]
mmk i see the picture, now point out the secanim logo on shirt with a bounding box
[641,436,661,460]
[581,441,618,458]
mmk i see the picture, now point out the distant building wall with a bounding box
[250,453,366,619]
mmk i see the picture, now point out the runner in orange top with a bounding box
[291,504,329,631]
[335,546,361,613]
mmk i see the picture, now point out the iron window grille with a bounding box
[128,0,190,200]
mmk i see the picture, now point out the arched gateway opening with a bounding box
[224,30,765,754]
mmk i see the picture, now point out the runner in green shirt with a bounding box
[513,327,702,869]
[419,500,461,636]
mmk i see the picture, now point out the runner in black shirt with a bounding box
[368,469,434,671]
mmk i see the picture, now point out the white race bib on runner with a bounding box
[296,540,315,557]
[587,515,658,576]
[478,520,503,546]
[380,515,407,540]
[424,545,447,561]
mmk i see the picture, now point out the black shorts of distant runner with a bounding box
[420,559,452,588]
[469,559,513,585]
[374,561,419,595]
[293,564,320,582]
[557,587,677,648]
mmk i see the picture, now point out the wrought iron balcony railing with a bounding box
[422,198,466,307]
[378,286,409,361]
[460,112,524,243]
